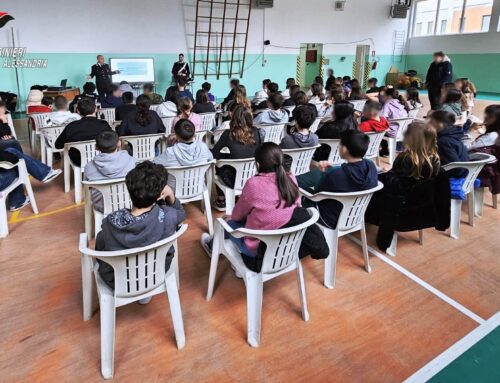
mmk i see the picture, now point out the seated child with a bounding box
[173,97,202,131]
[101,84,123,109]
[49,95,81,126]
[143,82,164,105]
[298,129,378,228]
[379,88,409,138]
[280,105,319,149]
[202,82,215,103]
[366,78,379,94]
[254,93,289,125]
[359,100,389,133]
[84,131,137,212]
[465,105,500,151]
[252,79,271,106]
[406,87,422,111]
[115,91,136,121]
[95,161,186,290]
[153,119,213,188]
[0,100,23,152]
[157,88,179,118]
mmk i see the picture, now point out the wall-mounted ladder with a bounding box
[192,0,252,79]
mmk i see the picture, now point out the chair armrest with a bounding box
[0,161,19,170]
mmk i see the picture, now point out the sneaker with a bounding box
[214,198,226,212]
[9,197,30,212]
[200,232,212,258]
[138,297,152,305]
[230,263,243,279]
[41,169,62,183]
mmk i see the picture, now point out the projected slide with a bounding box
[109,58,155,83]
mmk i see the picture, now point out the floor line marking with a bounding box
[8,211,20,224]
[9,203,84,223]
[403,311,500,383]
[348,235,486,325]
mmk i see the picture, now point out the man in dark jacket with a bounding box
[324,69,335,92]
[425,51,453,110]
[171,53,191,82]
[95,161,186,290]
[87,55,120,99]
[55,97,111,166]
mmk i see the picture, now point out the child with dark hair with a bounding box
[282,77,296,100]
[406,87,422,111]
[115,91,136,121]
[298,130,378,228]
[359,101,389,133]
[466,104,500,150]
[49,95,81,125]
[143,83,164,104]
[173,97,201,131]
[117,94,165,136]
[101,84,123,108]
[222,79,240,108]
[177,77,194,102]
[253,93,288,125]
[192,90,216,114]
[283,85,300,107]
[379,88,409,137]
[202,82,215,102]
[95,161,186,291]
[69,82,98,112]
[158,87,179,118]
[84,130,137,212]
[440,88,464,118]
[348,79,367,101]
[366,78,379,94]
[280,105,319,149]
[253,79,272,106]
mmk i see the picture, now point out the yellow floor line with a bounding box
[8,211,21,224]
[9,203,84,223]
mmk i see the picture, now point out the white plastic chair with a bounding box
[40,125,65,167]
[282,145,320,176]
[256,123,286,144]
[63,140,98,204]
[408,108,421,119]
[284,105,295,114]
[6,114,17,139]
[473,156,498,217]
[78,225,188,379]
[28,112,51,153]
[161,117,176,132]
[121,134,164,161]
[214,158,257,215]
[382,117,414,165]
[0,160,39,237]
[349,99,367,113]
[386,229,424,257]
[442,153,494,239]
[199,112,216,131]
[309,117,323,134]
[300,182,384,289]
[317,139,345,166]
[206,208,319,347]
[364,132,386,165]
[98,108,115,125]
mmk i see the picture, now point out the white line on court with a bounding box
[348,235,486,325]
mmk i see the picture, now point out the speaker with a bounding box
[391,4,409,18]
[255,0,273,8]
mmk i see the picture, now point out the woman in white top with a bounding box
[466,105,500,150]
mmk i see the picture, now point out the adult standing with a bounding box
[324,68,335,92]
[171,53,191,83]
[425,51,453,111]
[87,55,120,100]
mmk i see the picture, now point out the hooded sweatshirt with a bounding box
[317,159,378,228]
[280,131,319,149]
[84,151,137,212]
[441,102,462,117]
[95,202,186,288]
[48,110,81,126]
[253,109,289,125]
[359,116,389,134]
[437,125,469,178]
[381,98,408,137]
[157,101,178,118]
[153,140,214,189]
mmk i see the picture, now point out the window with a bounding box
[481,14,491,32]
[427,21,434,34]
[412,0,494,36]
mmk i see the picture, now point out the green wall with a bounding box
[0,52,402,105]
[406,53,500,94]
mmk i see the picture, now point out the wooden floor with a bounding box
[1,96,499,382]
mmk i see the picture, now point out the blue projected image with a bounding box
[117,62,148,76]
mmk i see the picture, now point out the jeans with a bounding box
[0,138,23,152]
[225,220,255,258]
[4,147,51,181]
[0,169,25,208]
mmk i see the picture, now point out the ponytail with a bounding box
[274,162,299,208]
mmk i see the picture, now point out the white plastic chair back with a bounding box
[408,108,420,119]
[166,161,214,201]
[6,114,16,139]
[215,158,257,192]
[256,124,285,144]
[199,113,216,131]
[391,117,414,141]
[318,139,344,165]
[84,178,131,216]
[364,132,385,160]
[41,126,65,149]
[349,100,367,113]
[284,105,295,114]
[443,153,494,195]
[309,117,322,134]
[282,146,320,176]
[65,140,98,168]
[29,112,51,133]
[162,117,176,132]
[121,134,163,161]
[98,108,115,125]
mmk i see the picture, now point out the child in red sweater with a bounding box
[359,100,389,133]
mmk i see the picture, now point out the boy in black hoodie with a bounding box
[95,161,186,294]
[298,130,378,227]
[280,105,319,149]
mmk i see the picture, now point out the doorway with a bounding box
[298,43,323,88]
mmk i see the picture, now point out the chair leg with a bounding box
[173,241,180,290]
[494,194,498,209]
[360,224,371,273]
[74,169,82,204]
[0,199,9,238]
[246,274,264,347]
[206,222,223,301]
[203,189,214,236]
[46,149,53,168]
[23,179,39,215]
[81,254,96,321]
[388,139,396,165]
[450,199,462,239]
[418,229,424,246]
[386,233,397,257]
[475,188,484,217]
[225,188,236,215]
[40,139,47,164]
[323,229,338,289]
[84,189,93,240]
[165,273,186,350]
[64,160,71,193]
[99,294,116,380]
[467,191,474,227]
[296,261,309,322]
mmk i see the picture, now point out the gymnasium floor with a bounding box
[0,96,499,382]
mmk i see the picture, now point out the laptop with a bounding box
[47,79,69,91]
[60,79,68,88]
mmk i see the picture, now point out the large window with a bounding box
[413,0,494,36]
